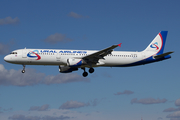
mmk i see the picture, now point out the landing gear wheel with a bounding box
[22,70,25,73]
[22,65,26,73]
[81,67,88,77]
[89,68,94,73]
[83,72,88,77]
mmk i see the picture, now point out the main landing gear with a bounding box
[22,65,25,73]
[81,67,94,77]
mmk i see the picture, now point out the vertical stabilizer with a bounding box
[144,31,168,55]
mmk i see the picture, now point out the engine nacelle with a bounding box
[59,66,78,73]
[67,58,86,67]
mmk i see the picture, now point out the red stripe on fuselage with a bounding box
[32,52,41,60]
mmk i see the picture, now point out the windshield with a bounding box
[10,52,17,54]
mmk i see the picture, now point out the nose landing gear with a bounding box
[22,65,25,73]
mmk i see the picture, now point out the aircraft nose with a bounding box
[4,55,11,62]
[4,55,8,61]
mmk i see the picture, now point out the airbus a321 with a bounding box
[4,31,173,77]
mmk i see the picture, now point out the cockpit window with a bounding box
[10,52,17,54]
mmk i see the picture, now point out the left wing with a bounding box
[81,43,121,64]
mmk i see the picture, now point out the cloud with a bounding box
[157,117,163,120]
[3,108,13,112]
[163,107,180,112]
[0,43,10,55]
[131,98,167,105]
[114,90,134,95]
[59,98,104,109]
[168,119,180,120]
[163,98,180,120]
[0,107,13,114]
[59,101,88,109]
[29,104,49,111]
[68,12,89,19]
[89,99,99,106]
[2,108,102,120]
[166,111,180,120]
[0,16,20,25]
[88,98,105,107]
[175,99,180,106]
[42,115,71,120]
[8,114,40,120]
[0,65,45,86]
[43,33,72,44]
[43,73,89,85]
[8,114,70,120]
[164,98,180,112]
[0,64,89,86]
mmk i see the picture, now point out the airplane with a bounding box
[4,31,173,77]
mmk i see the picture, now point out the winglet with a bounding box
[118,43,122,47]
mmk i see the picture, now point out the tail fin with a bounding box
[144,31,168,55]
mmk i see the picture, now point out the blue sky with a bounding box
[0,0,180,120]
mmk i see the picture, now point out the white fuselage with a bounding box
[4,49,146,67]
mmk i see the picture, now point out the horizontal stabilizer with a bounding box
[154,51,174,59]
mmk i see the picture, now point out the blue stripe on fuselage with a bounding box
[70,60,83,67]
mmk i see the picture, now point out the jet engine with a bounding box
[59,65,78,73]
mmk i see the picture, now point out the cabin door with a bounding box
[22,49,27,58]
[56,52,61,60]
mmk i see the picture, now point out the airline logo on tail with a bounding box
[27,50,41,60]
[150,42,159,50]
